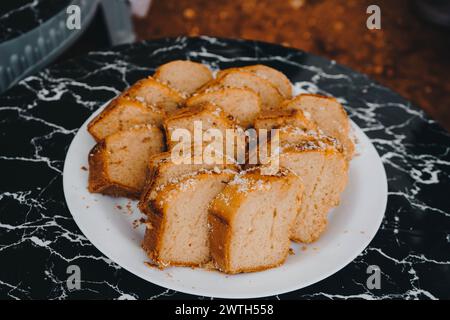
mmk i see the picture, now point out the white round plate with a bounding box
[63,99,387,299]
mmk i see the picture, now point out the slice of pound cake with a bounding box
[218,64,292,98]
[87,95,166,141]
[208,169,303,274]
[186,87,261,128]
[154,60,213,96]
[88,125,165,198]
[283,94,354,159]
[202,70,284,112]
[138,151,238,216]
[248,127,348,243]
[279,138,348,243]
[142,170,236,268]
[124,77,184,114]
[163,102,245,164]
[164,102,237,150]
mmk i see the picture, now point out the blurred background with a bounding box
[1,0,449,130]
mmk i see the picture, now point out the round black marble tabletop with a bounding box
[0,0,71,43]
[1,37,449,300]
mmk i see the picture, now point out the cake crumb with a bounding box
[133,217,146,229]
[81,166,88,171]
[201,261,217,270]
[144,261,159,269]
[126,201,133,214]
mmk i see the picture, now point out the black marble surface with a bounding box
[0,37,449,300]
[0,0,71,43]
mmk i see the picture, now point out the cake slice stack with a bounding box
[85,60,355,274]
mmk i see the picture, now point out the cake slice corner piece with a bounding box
[88,125,165,199]
[208,168,303,274]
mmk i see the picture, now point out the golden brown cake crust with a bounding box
[142,202,166,267]
[138,152,171,215]
[88,141,141,199]
[209,171,294,226]
[207,211,231,271]
[87,98,121,142]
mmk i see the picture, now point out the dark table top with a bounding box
[0,37,449,299]
[0,0,71,43]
